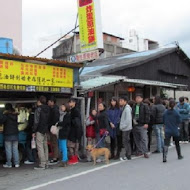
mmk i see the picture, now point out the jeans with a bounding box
[5,141,19,166]
[152,124,164,152]
[133,126,148,154]
[59,139,68,162]
[179,120,189,141]
[36,132,49,168]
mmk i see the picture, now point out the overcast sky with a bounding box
[23,0,190,58]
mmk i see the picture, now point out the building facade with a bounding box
[52,32,134,61]
[0,0,22,52]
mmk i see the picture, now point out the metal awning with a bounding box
[80,76,188,93]
[80,76,125,92]
[124,79,188,89]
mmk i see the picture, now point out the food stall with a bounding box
[0,53,82,160]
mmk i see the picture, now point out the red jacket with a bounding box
[86,115,96,138]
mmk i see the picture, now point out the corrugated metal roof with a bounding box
[124,79,188,88]
[81,44,179,76]
[80,76,125,91]
[80,76,188,92]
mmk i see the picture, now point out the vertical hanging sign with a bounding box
[78,0,103,52]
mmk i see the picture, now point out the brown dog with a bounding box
[86,144,110,165]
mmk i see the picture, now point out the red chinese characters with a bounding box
[86,4,95,44]
[79,0,92,7]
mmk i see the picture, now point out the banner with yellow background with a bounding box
[0,59,73,88]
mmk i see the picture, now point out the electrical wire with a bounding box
[35,25,79,58]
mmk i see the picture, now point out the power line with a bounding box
[35,25,79,58]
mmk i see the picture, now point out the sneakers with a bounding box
[120,157,127,161]
[49,159,59,165]
[3,164,12,168]
[24,160,35,165]
[96,158,102,163]
[68,155,78,165]
[34,166,46,170]
[144,154,149,159]
[15,164,20,168]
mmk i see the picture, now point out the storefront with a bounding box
[0,53,82,132]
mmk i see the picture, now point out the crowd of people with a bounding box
[0,94,189,169]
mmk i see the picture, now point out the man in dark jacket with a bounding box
[33,96,50,170]
[68,98,83,165]
[152,96,166,153]
[48,96,60,164]
[132,94,150,158]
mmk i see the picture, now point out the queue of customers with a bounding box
[0,95,189,169]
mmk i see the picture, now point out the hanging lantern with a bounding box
[127,86,136,92]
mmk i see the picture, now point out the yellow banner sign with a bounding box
[78,0,103,52]
[0,59,73,88]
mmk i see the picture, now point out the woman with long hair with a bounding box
[58,103,71,167]
[163,100,183,162]
[95,102,110,148]
[86,109,97,161]
[107,97,121,159]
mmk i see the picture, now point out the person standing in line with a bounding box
[86,109,97,162]
[119,96,132,160]
[68,98,83,165]
[184,97,190,141]
[144,98,154,152]
[48,96,60,164]
[33,96,50,170]
[163,99,183,162]
[107,97,121,159]
[95,102,110,148]
[176,97,190,143]
[132,94,150,158]
[152,96,166,153]
[24,105,37,165]
[58,103,71,167]
[0,104,20,168]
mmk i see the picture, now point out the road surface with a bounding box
[0,144,190,190]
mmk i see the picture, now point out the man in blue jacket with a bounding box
[177,97,190,143]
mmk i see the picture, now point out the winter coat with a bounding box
[120,104,132,132]
[163,109,182,137]
[68,107,83,142]
[107,108,121,138]
[48,105,60,129]
[86,115,96,138]
[132,103,150,126]
[58,112,71,140]
[95,110,110,133]
[176,103,190,121]
[152,104,166,124]
[0,111,19,137]
[33,105,50,134]
[25,112,34,140]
